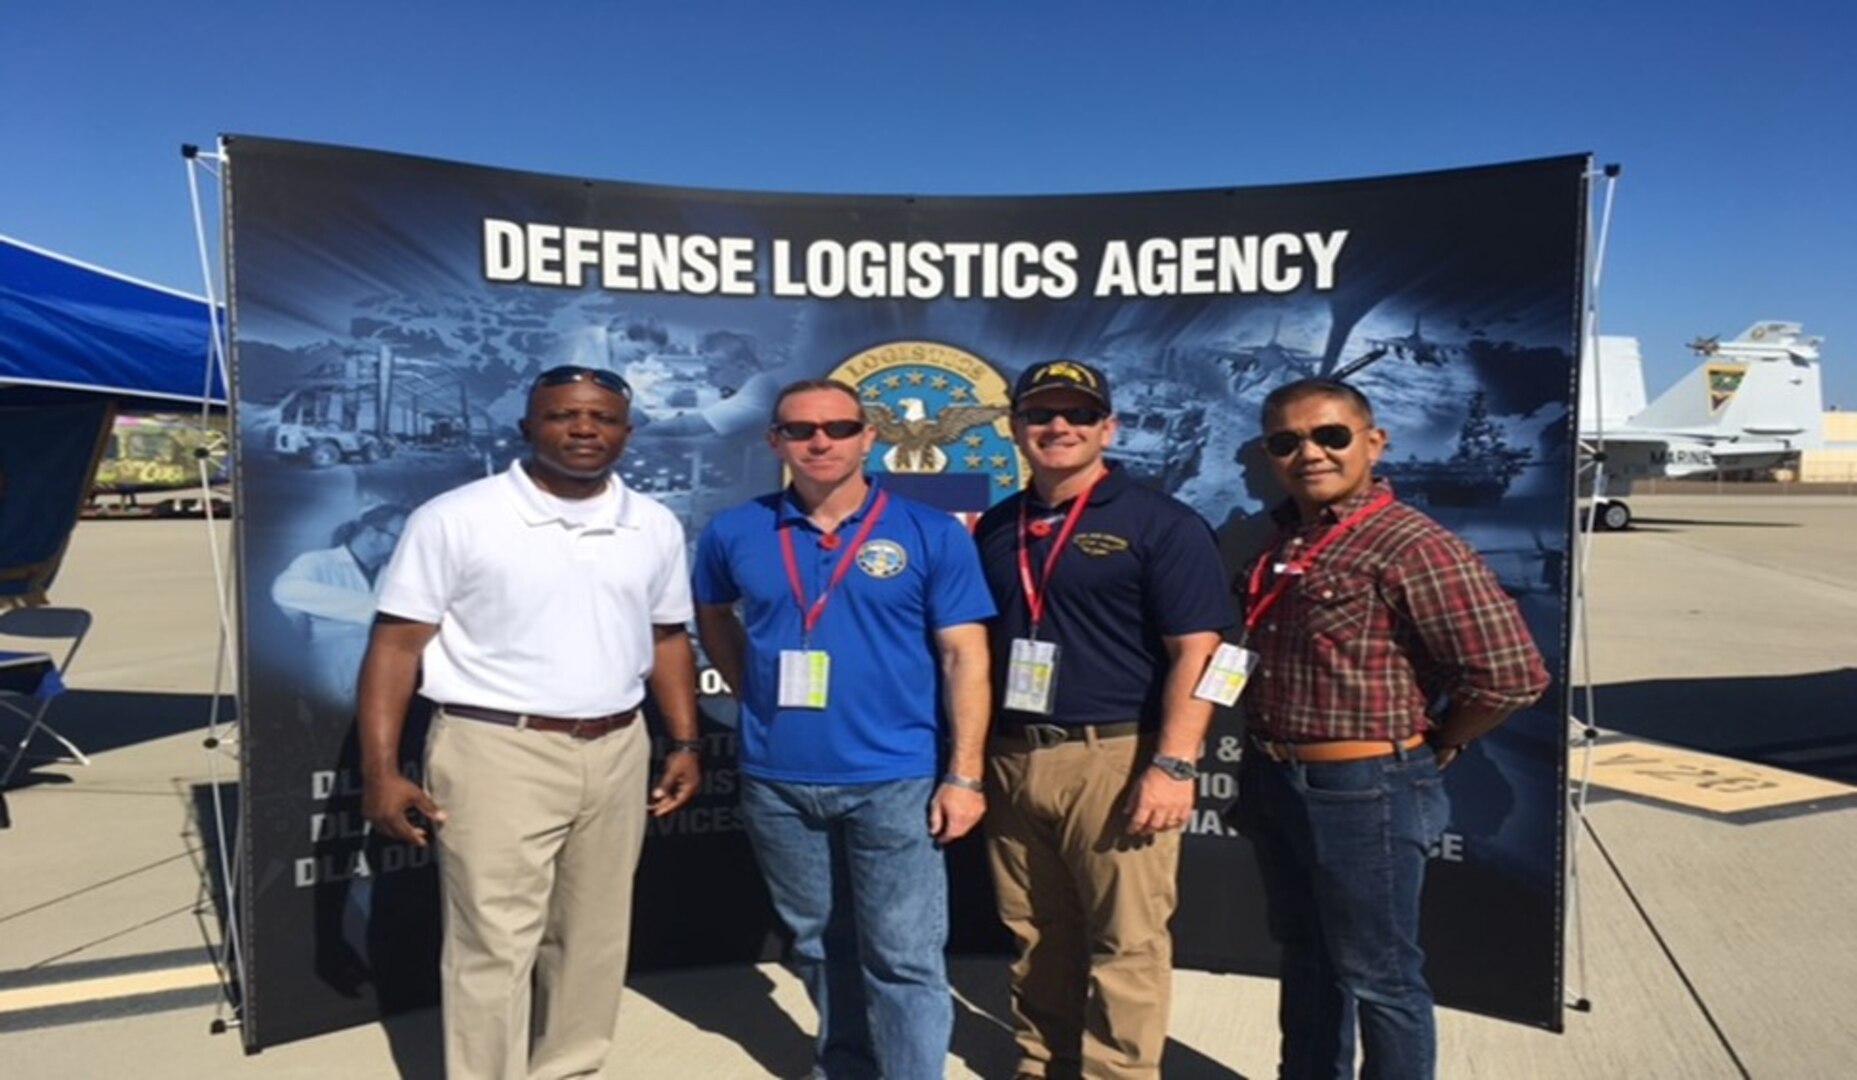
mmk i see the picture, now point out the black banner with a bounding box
[229,136,1581,1049]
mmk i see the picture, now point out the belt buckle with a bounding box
[1024,723,1069,749]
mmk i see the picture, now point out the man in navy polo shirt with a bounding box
[974,359,1231,1080]
[693,377,994,1080]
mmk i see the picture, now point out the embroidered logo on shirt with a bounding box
[1072,532,1130,556]
[855,539,909,578]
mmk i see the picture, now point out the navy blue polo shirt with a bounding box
[693,480,996,784]
[975,464,1234,726]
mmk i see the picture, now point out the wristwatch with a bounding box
[1150,754,1198,781]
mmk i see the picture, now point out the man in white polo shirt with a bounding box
[358,365,702,1080]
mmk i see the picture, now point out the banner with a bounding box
[230,136,1581,1049]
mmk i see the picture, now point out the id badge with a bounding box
[1004,637,1060,715]
[1193,642,1258,707]
[778,649,831,709]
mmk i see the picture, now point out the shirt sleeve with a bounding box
[1384,531,1550,713]
[1142,506,1237,636]
[923,512,997,630]
[650,515,696,626]
[270,549,377,625]
[690,517,741,606]
[374,504,453,625]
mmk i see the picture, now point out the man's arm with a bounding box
[928,621,990,844]
[1124,630,1222,835]
[1392,532,1551,767]
[646,624,702,816]
[358,614,443,846]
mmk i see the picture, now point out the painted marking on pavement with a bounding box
[1584,739,1856,816]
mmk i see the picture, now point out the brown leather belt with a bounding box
[442,703,639,741]
[994,719,1144,749]
[1248,732,1427,764]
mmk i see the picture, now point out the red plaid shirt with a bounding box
[1242,481,1548,742]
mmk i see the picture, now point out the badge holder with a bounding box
[1004,637,1060,714]
[778,648,831,709]
[1192,642,1257,707]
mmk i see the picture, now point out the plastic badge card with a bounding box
[778,649,831,709]
[1004,638,1060,714]
[1193,643,1257,706]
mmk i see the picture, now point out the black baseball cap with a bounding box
[1012,359,1112,411]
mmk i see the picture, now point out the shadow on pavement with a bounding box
[1595,668,1857,784]
[3,690,232,790]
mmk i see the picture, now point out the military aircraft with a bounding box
[88,413,231,516]
[1580,321,1824,530]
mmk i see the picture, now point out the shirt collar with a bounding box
[504,460,635,529]
[777,476,883,528]
[1270,477,1395,529]
[1027,460,1128,513]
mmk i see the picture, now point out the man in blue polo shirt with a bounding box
[693,377,995,1080]
[974,359,1232,1080]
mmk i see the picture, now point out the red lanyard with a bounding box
[1016,472,1106,632]
[1242,490,1393,634]
[779,489,889,641]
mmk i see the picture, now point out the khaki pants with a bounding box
[985,732,1180,1080]
[426,708,649,1080]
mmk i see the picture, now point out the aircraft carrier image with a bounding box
[1379,390,1533,507]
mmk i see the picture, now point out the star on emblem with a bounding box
[884,375,902,389]
[906,370,926,386]
[950,387,970,401]
[996,473,1014,488]
[964,435,984,448]
[989,454,1008,468]
[930,374,950,390]
[863,386,882,400]
[964,454,983,469]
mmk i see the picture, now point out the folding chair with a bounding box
[0,606,94,790]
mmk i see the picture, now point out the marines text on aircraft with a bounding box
[1378,391,1532,508]
[1580,321,1825,530]
[1111,376,1209,493]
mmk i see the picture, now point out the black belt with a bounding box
[993,719,1144,749]
[442,703,640,741]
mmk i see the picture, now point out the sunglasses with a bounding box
[1262,424,1369,457]
[532,365,633,399]
[1016,406,1108,426]
[771,419,867,441]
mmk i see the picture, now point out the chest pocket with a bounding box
[1296,569,1376,647]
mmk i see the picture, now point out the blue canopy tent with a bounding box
[0,234,224,605]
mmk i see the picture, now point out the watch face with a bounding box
[1155,756,1196,780]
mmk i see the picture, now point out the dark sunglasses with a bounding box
[1262,424,1367,457]
[771,419,867,441]
[1016,406,1108,426]
[531,365,632,399]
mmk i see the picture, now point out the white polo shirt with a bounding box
[376,461,693,717]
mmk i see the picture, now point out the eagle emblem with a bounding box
[863,398,1009,473]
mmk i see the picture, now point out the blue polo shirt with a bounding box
[693,480,996,784]
[975,464,1234,726]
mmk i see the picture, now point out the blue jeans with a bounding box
[1233,744,1449,1080]
[739,776,951,1080]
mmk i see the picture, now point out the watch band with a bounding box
[940,772,985,793]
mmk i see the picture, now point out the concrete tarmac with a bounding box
[3,493,1854,1078]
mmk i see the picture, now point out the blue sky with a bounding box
[7,1,1853,405]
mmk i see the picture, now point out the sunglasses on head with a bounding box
[1262,424,1366,457]
[1016,406,1108,426]
[532,365,632,399]
[771,419,867,441]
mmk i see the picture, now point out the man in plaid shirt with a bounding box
[1232,377,1548,1080]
